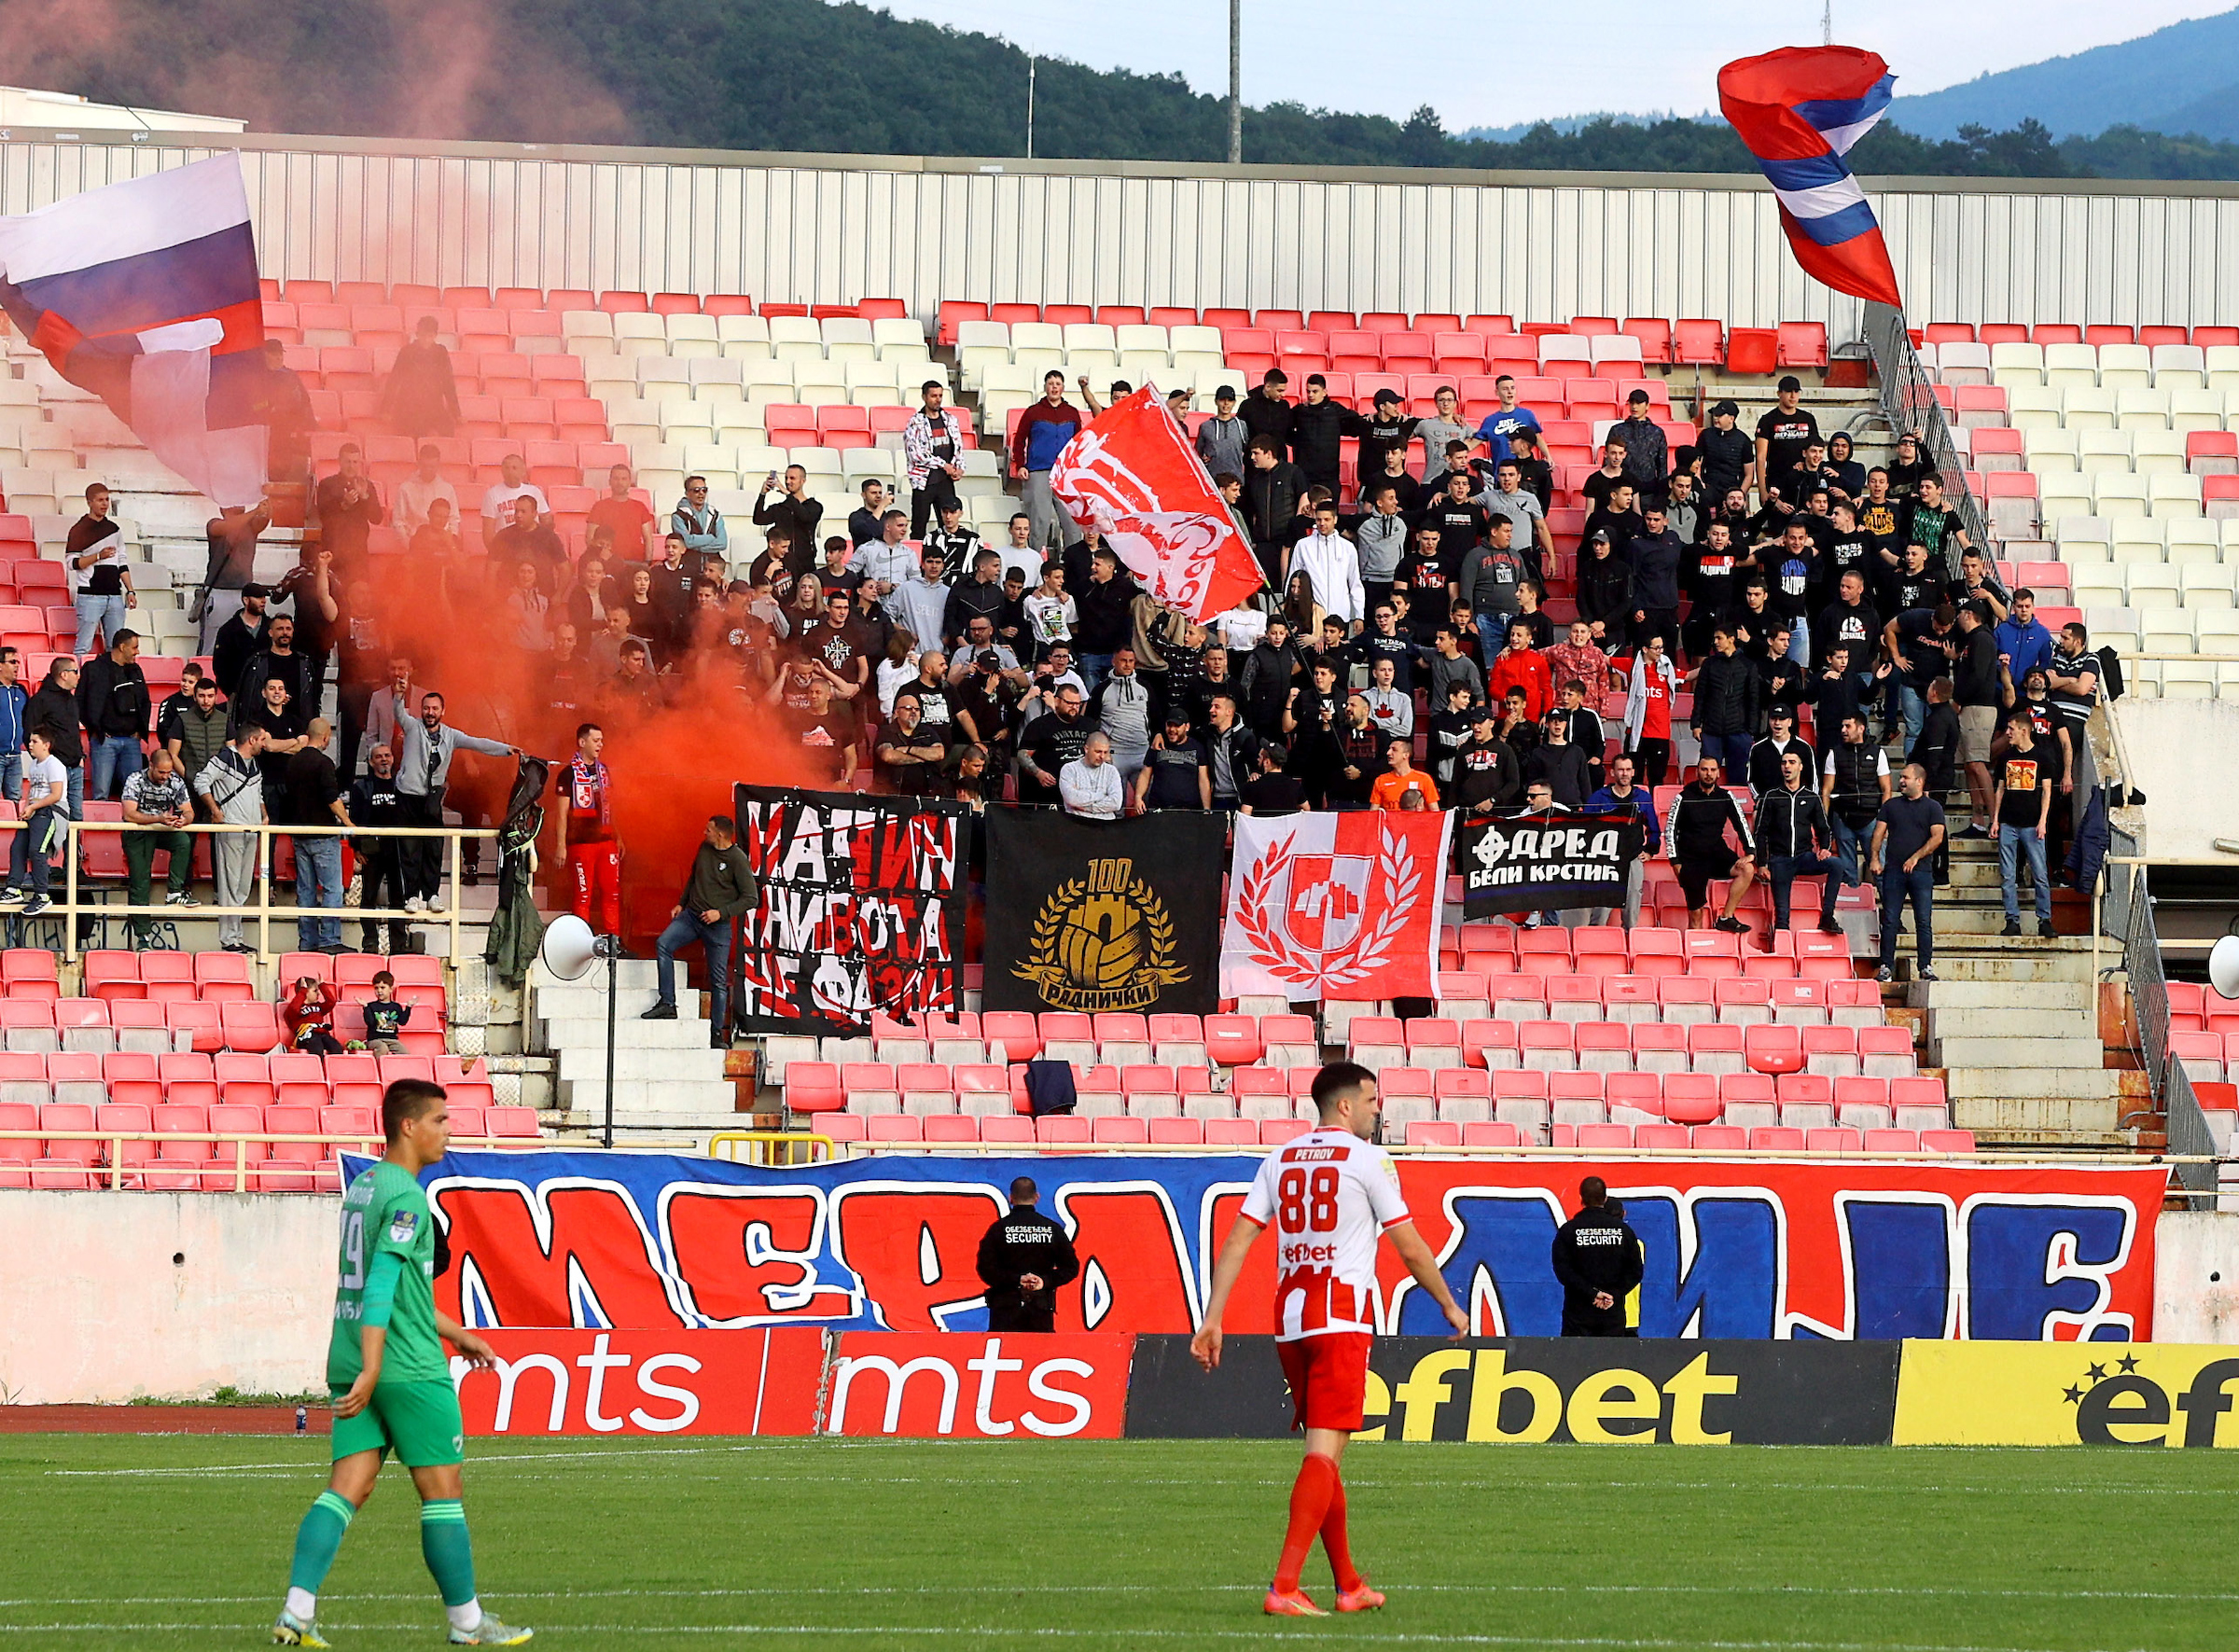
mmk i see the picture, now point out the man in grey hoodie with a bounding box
[1347,485,1410,619]
[1194,385,1248,479]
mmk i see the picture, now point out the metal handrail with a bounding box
[45,820,497,965]
[1860,302,1993,575]
[0,1129,522,1193]
[829,1138,2200,1165]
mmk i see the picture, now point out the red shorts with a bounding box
[1276,1331,1373,1434]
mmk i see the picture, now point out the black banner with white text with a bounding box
[730,786,969,1037]
[1461,812,1646,917]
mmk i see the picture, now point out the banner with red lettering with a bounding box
[1222,811,1449,1001]
[1049,385,1264,620]
[386,1150,2169,1344]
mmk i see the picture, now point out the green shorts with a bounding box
[330,1380,466,1468]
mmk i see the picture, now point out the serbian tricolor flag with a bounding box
[1049,385,1263,622]
[1718,46,1904,311]
[0,155,268,507]
[1221,812,1449,1003]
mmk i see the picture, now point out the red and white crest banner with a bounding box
[1049,385,1265,621]
[1221,812,1450,1002]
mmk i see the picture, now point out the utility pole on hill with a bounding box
[1027,55,1036,160]
[1228,0,1243,165]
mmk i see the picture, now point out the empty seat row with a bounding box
[809,1115,1971,1153]
[783,1059,1945,1128]
[1922,322,2234,349]
[2001,384,2239,430]
[1350,1020,1915,1078]
[0,1098,539,1190]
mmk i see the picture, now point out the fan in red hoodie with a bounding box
[1483,618,1552,721]
[556,722,622,934]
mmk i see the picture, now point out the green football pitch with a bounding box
[0,1434,2232,1649]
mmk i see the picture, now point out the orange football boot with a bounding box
[1335,1581,1387,1613]
[1263,1588,1328,1617]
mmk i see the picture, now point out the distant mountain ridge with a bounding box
[1886,10,2239,143]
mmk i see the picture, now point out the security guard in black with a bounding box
[1551,1176,1644,1337]
[975,1176,1080,1332]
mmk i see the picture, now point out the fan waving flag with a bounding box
[1049,385,1264,621]
[0,155,269,507]
[1719,46,1903,311]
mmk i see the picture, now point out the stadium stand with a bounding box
[0,261,2181,1180]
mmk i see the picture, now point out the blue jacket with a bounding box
[1995,615,2053,685]
[1587,782,1661,854]
[0,681,23,755]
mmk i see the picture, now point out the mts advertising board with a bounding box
[451,1327,821,1437]
[400,1150,2169,1343]
[441,1328,1127,1440]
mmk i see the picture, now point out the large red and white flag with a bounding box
[1221,812,1450,1003]
[1049,385,1264,620]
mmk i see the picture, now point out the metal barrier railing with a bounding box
[45,821,497,966]
[0,1129,523,1193]
[827,1137,2203,1164]
[2102,855,2221,1209]
[1861,301,1994,577]
[708,1131,837,1166]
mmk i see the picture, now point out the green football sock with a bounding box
[286,1491,356,1598]
[419,1499,478,1608]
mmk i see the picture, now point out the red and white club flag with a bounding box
[1049,385,1264,621]
[1221,812,1450,1003]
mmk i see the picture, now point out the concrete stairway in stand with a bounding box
[527,956,739,1131]
[1884,824,2123,1144]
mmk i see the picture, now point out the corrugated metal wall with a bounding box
[3,132,2236,336]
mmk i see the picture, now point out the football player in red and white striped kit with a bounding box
[1194,1061,1468,1617]
[556,722,622,934]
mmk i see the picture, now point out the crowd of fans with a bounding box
[6,340,2108,962]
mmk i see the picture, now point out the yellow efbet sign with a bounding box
[1894,1341,2239,1447]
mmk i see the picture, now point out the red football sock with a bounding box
[1320,1466,1360,1593]
[1272,1452,1339,1593]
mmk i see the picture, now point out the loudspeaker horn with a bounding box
[540,914,598,982]
[2211,934,2239,1002]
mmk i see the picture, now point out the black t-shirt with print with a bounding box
[892,679,955,737]
[1995,747,2051,828]
[785,707,855,785]
[1756,409,1822,479]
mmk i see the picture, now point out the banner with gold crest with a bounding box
[981,809,1226,1017]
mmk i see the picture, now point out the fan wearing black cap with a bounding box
[1136,708,1212,812]
[1699,400,1755,500]
[1754,378,1821,507]
[1575,529,1634,648]
[212,581,271,703]
[1355,389,1421,485]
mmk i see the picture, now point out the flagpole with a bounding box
[1228,0,1243,165]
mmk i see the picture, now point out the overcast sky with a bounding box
[868,1,2229,129]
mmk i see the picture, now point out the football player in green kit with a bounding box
[272,1079,531,1647]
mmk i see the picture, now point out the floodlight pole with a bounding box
[1228,0,1243,165]
[1821,2,1832,45]
[1027,56,1036,160]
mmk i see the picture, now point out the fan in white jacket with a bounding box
[1288,525,1365,629]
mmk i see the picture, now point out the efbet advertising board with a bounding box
[385,1328,2239,1446]
[1129,1337,1902,1445]
[1893,1341,2239,1448]
[397,1150,2167,1343]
